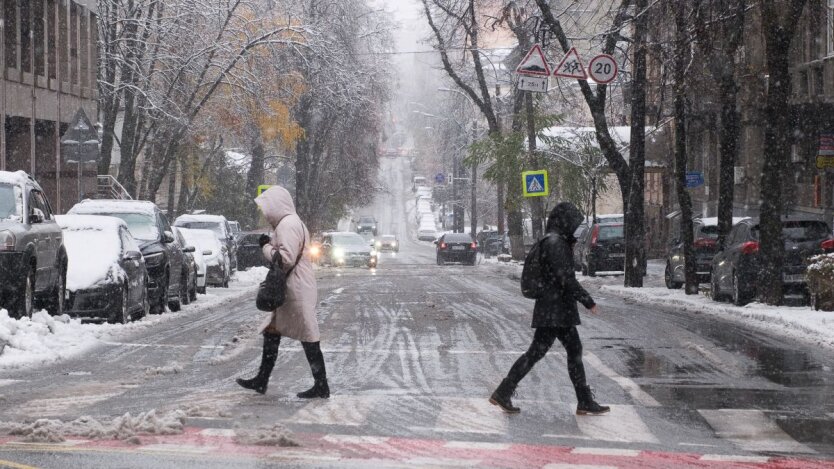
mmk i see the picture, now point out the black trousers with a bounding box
[505,326,587,392]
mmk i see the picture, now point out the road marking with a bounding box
[700,454,770,463]
[443,441,510,450]
[100,341,223,349]
[284,396,372,427]
[544,465,618,469]
[432,398,508,435]
[198,428,235,437]
[584,353,660,407]
[323,435,388,445]
[699,409,814,454]
[267,450,343,462]
[573,405,659,444]
[16,392,122,416]
[571,447,640,457]
[0,459,41,469]
[405,457,479,466]
[140,444,215,454]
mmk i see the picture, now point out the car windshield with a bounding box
[445,233,472,243]
[359,218,375,224]
[751,221,830,242]
[333,234,368,246]
[382,235,396,240]
[697,225,720,239]
[99,212,158,241]
[178,221,224,237]
[599,225,624,240]
[0,183,22,221]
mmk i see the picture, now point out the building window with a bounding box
[90,13,98,89]
[20,0,31,72]
[4,0,17,69]
[70,0,77,85]
[829,0,834,55]
[47,0,56,80]
[34,0,45,77]
[79,7,87,88]
[59,0,67,82]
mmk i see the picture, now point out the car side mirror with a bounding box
[124,250,142,261]
[433,240,438,245]
[183,245,196,253]
[29,208,45,224]
[202,249,213,256]
[162,231,175,244]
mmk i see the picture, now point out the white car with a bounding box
[175,227,206,294]
[174,214,237,272]
[178,228,230,288]
[417,226,438,242]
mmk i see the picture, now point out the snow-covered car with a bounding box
[177,227,210,294]
[56,215,149,323]
[417,226,438,242]
[178,228,230,288]
[172,227,198,302]
[0,170,67,318]
[174,214,238,272]
[321,232,378,268]
[68,199,187,314]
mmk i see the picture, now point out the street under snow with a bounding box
[0,158,832,468]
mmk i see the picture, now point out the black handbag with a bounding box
[256,235,305,312]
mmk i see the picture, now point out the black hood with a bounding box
[546,202,584,237]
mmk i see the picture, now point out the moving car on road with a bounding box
[435,232,478,266]
[376,235,399,252]
[321,232,378,268]
[356,216,378,236]
[0,171,66,318]
[68,199,186,314]
[174,214,238,272]
[179,228,231,287]
[711,216,833,305]
[577,222,625,276]
[236,231,270,270]
[57,215,149,323]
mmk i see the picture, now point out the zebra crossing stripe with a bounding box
[574,405,659,444]
[698,409,814,454]
[432,398,508,434]
[283,395,373,427]
[700,454,770,463]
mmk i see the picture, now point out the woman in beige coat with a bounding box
[236,186,330,398]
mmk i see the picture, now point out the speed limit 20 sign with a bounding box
[588,54,618,84]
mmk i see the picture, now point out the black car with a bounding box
[710,217,833,305]
[57,215,149,323]
[68,200,186,314]
[664,219,729,289]
[0,171,67,318]
[577,222,625,276]
[237,231,270,270]
[173,227,198,304]
[478,230,509,258]
[435,233,478,265]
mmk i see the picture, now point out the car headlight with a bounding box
[144,252,165,266]
[370,250,378,257]
[392,241,397,248]
[375,241,382,248]
[333,248,345,259]
[310,245,321,257]
[0,230,15,251]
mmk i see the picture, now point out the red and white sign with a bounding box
[588,54,619,84]
[553,47,587,80]
[515,44,551,77]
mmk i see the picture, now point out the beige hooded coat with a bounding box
[254,186,320,342]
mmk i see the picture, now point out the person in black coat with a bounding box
[489,202,609,416]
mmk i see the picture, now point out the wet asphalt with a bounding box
[0,157,832,468]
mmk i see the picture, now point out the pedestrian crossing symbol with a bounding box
[522,170,549,197]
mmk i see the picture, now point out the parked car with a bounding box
[665,217,748,289]
[0,171,66,318]
[236,230,270,270]
[177,227,212,293]
[321,232,378,268]
[435,232,478,266]
[573,223,590,270]
[229,220,242,241]
[375,234,399,252]
[172,227,198,304]
[179,228,230,287]
[710,216,834,305]
[478,230,509,258]
[417,225,438,242]
[68,199,186,314]
[174,214,238,272]
[577,222,625,276]
[57,215,149,323]
[356,216,378,236]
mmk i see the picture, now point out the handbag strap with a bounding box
[271,221,307,276]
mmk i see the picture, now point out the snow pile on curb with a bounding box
[234,423,298,447]
[600,285,834,349]
[0,409,186,443]
[0,267,267,369]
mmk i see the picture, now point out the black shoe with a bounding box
[297,379,330,399]
[489,379,520,414]
[576,385,610,416]
[237,333,281,395]
[237,376,268,394]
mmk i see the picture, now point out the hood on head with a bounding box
[546,202,584,236]
[255,186,296,228]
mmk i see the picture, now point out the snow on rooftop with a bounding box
[69,199,158,216]
[0,170,31,186]
[175,214,228,224]
[56,215,126,291]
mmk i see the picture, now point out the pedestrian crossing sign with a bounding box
[257,185,273,196]
[522,170,549,197]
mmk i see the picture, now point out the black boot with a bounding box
[489,378,520,414]
[575,385,610,415]
[236,332,281,394]
[297,342,330,399]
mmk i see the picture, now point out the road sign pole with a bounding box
[77,161,83,202]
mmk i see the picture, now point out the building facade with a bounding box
[1,0,98,213]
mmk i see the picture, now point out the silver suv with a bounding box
[0,171,67,318]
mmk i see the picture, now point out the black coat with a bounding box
[532,203,596,328]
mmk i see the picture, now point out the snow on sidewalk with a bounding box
[600,285,834,350]
[0,267,267,369]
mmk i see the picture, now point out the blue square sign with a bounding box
[522,170,549,197]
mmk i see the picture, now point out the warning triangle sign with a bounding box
[553,47,587,80]
[528,176,544,193]
[516,44,550,77]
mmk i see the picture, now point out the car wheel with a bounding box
[587,262,596,277]
[436,254,444,266]
[47,265,67,316]
[168,280,182,312]
[665,263,683,289]
[180,275,191,306]
[732,272,750,306]
[151,274,168,314]
[12,267,35,319]
[110,284,130,324]
[710,274,723,302]
[189,279,197,302]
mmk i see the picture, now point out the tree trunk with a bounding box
[166,159,177,217]
[674,1,697,294]
[624,0,649,287]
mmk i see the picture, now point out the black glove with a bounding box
[259,233,271,248]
